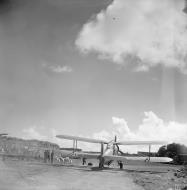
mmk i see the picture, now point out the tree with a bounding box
[157,145,167,157]
[157,143,187,164]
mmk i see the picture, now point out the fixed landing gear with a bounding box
[99,157,104,169]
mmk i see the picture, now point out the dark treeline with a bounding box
[157,143,187,164]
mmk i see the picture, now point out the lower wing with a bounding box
[74,152,100,159]
[104,155,173,163]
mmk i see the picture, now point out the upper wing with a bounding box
[114,141,167,145]
[56,135,108,144]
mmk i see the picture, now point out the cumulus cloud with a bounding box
[22,126,58,143]
[49,65,73,73]
[42,62,73,74]
[93,111,187,153]
[76,0,187,72]
[21,126,91,151]
[22,126,47,140]
[21,111,187,153]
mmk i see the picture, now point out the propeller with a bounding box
[113,135,117,155]
[114,137,125,155]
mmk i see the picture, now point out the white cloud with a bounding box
[22,126,47,140]
[76,0,187,72]
[49,65,73,73]
[42,62,72,73]
[21,111,187,153]
[92,111,187,153]
[133,65,149,72]
[22,127,72,148]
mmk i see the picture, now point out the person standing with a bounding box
[51,150,54,164]
[82,157,86,165]
[118,161,123,169]
[47,150,50,162]
[44,150,46,162]
[44,150,46,163]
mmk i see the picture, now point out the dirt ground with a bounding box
[123,162,187,190]
[0,157,186,190]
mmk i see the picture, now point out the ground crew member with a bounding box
[118,161,123,169]
[82,157,86,165]
[51,150,54,164]
[44,150,47,163]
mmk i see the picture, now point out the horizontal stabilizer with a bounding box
[114,141,167,145]
[56,135,108,144]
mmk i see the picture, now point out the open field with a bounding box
[0,157,186,190]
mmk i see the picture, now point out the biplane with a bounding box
[56,135,173,169]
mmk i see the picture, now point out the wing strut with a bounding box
[98,143,105,169]
[148,144,151,161]
[73,140,78,153]
[73,140,75,153]
[100,143,104,155]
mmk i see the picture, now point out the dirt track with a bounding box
[0,158,143,190]
[0,158,186,190]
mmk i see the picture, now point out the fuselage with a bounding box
[102,148,172,163]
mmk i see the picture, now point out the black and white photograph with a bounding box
[0,0,187,189]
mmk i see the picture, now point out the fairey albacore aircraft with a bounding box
[56,135,173,169]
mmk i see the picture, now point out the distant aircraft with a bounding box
[56,135,173,169]
[183,0,187,13]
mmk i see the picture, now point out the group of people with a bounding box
[44,149,54,164]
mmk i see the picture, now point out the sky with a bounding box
[0,0,187,152]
